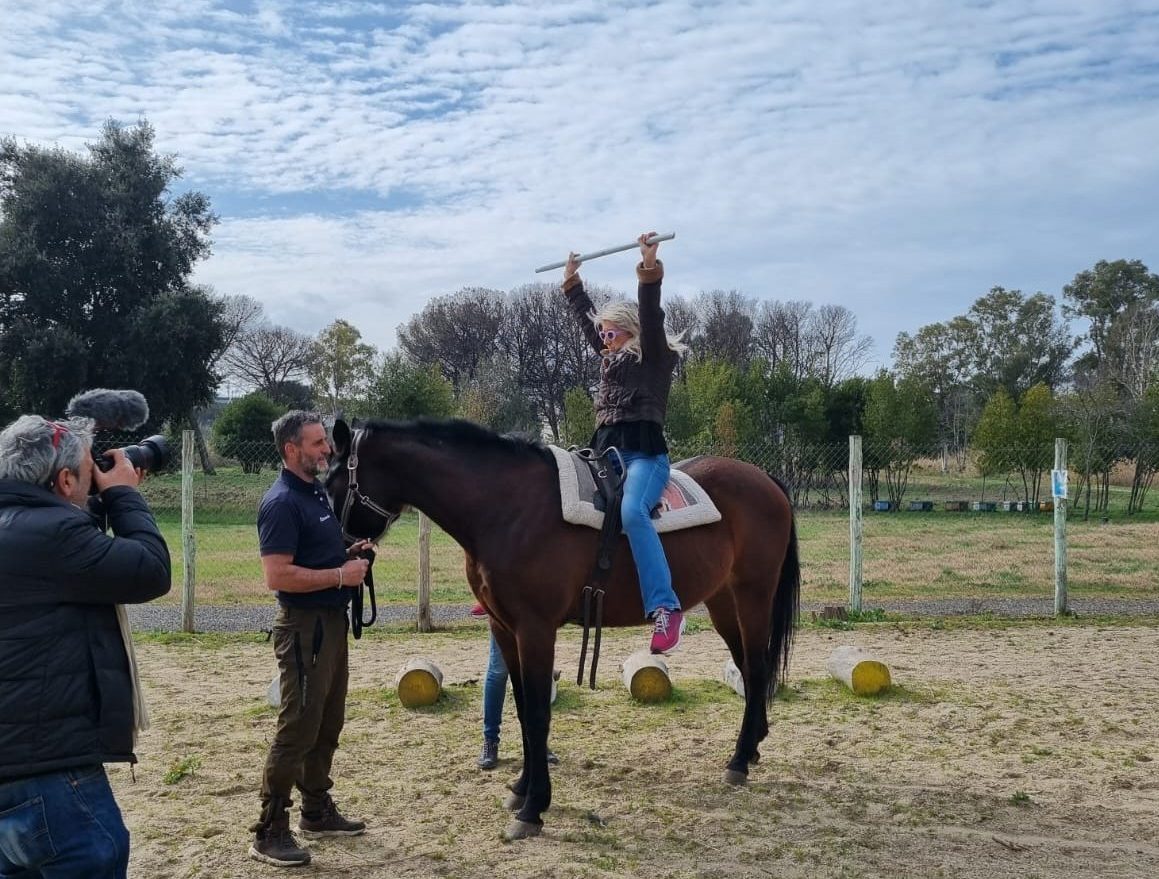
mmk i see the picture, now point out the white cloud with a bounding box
[2,0,1158,364]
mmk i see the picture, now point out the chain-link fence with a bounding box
[122,432,1159,628]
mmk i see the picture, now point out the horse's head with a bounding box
[325,418,405,543]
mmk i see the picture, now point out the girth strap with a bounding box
[575,447,625,689]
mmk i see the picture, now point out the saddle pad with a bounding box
[548,445,722,533]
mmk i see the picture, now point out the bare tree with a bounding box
[1105,301,1159,402]
[499,283,599,440]
[221,324,314,394]
[806,303,873,388]
[754,300,814,379]
[694,289,755,367]
[396,288,505,390]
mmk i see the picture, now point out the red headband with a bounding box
[47,421,69,449]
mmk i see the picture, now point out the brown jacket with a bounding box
[564,261,679,429]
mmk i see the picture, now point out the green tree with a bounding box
[455,356,539,435]
[0,120,222,424]
[560,386,595,448]
[972,389,1017,503]
[863,372,938,509]
[1064,259,1159,376]
[309,319,377,415]
[212,394,284,474]
[364,353,455,420]
[1013,383,1058,505]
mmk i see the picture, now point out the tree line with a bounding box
[2,121,1156,516]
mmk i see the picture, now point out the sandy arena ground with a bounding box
[115,621,1159,878]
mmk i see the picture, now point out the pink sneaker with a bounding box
[469,603,488,619]
[650,608,686,654]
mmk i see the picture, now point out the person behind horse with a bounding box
[562,233,689,654]
[476,626,561,769]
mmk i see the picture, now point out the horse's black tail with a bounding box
[766,475,800,705]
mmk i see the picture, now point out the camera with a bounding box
[65,389,172,477]
[94,435,171,473]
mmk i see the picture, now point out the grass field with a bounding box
[155,508,1159,606]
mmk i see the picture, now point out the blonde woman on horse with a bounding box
[562,232,689,654]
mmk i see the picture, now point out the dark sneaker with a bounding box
[547,750,560,766]
[470,603,488,619]
[477,739,499,770]
[250,812,310,867]
[650,608,686,655]
[299,797,366,838]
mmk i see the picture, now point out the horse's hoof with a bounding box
[723,768,749,786]
[503,819,542,841]
[503,792,526,811]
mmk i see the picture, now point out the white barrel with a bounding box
[826,646,892,696]
[723,658,745,697]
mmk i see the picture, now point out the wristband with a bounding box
[337,567,344,588]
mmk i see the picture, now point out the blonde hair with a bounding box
[591,300,688,362]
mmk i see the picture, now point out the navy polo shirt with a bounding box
[257,468,352,609]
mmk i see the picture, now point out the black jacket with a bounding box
[0,480,171,780]
[564,260,679,430]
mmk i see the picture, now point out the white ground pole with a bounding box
[534,232,676,273]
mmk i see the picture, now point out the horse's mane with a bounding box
[361,417,555,465]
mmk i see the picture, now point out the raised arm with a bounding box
[561,252,605,355]
[635,232,667,359]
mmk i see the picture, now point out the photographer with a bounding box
[0,415,171,879]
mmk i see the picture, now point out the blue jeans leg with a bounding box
[620,452,680,617]
[0,766,129,879]
[482,632,509,743]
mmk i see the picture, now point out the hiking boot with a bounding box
[477,739,499,770]
[250,801,310,867]
[299,796,366,838]
[470,603,488,619]
[650,608,686,655]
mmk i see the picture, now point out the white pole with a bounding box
[1054,438,1068,615]
[534,232,676,273]
[181,430,196,633]
[849,435,863,613]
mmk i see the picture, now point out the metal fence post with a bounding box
[1054,438,1068,615]
[417,511,432,632]
[181,429,196,633]
[849,434,863,613]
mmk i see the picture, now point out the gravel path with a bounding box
[127,597,1159,633]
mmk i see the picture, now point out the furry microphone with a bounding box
[65,389,150,431]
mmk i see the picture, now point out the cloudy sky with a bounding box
[4,0,1158,368]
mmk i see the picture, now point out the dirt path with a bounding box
[116,622,1159,878]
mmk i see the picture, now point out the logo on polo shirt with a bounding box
[319,514,331,522]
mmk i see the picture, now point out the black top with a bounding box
[593,420,669,457]
[0,480,171,780]
[258,469,351,609]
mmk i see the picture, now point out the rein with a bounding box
[338,429,399,639]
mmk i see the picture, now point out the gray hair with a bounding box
[0,415,95,486]
[272,410,324,459]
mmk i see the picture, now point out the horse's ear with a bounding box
[331,419,352,457]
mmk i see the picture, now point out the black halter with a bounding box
[337,429,399,638]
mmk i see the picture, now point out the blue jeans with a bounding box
[0,766,129,879]
[482,632,508,743]
[618,451,681,617]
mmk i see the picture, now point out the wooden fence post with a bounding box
[1054,438,1068,615]
[181,429,196,633]
[849,435,863,613]
[417,512,432,632]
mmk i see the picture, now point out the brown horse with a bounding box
[326,417,800,841]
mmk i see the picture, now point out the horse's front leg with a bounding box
[505,629,556,841]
